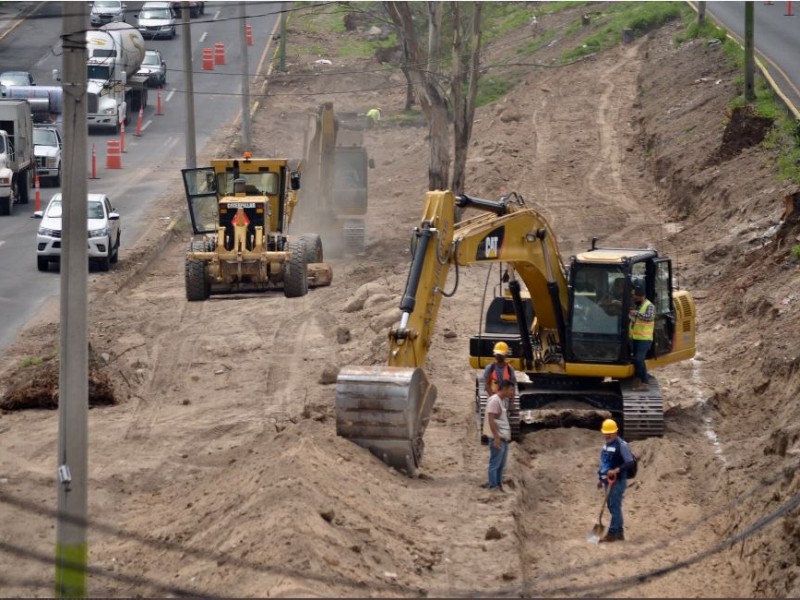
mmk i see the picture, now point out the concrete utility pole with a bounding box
[239,1,251,151]
[182,1,197,168]
[744,1,755,102]
[697,1,706,25]
[279,3,287,72]
[56,2,89,597]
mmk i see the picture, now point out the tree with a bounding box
[385,2,482,195]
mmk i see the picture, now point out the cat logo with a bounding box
[485,236,499,258]
[476,227,505,260]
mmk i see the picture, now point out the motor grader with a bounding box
[335,190,696,476]
[180,155,332,301]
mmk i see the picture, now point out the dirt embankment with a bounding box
[1,4,799,597]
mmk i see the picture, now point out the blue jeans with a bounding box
[606,477,627,533]
[488,440,509,488]
[632,339,652,383]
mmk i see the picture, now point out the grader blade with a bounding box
[335,366,437,476]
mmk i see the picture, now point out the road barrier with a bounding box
[34,174,40,212]
[134,105,144,137]
[246,24,253,46]
[90,143,99,179]
[215,42,226,66]
[202,48,214,70]
[120,118,126,153]
[106,140,122,169]
[156,88,163,116]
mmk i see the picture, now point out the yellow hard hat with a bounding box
[601,419,618,434]
[493,341,510,356]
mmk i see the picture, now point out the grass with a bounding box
[476,77,515,108]
[674,17,727,44]
[561,2,688,62]
[793,244,800,261]
[20,357,43,368]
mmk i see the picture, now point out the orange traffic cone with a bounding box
[134,105,144,137]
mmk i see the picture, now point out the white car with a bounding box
[33,126,62,186]
[34,193,121,272]
[90,0,127,27]
[136,1,177,39]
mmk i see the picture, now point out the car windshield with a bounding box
[45,199,63,218]
[88,201,105,220]
[140,9,171,19]
[34,129,58,146]
[142,53,160,66]
[94,1,120,8]
[0,73,29,86]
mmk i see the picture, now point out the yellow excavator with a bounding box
[335,190,696,475]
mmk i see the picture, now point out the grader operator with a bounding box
[180,154,332,301]
[335,191,696,475]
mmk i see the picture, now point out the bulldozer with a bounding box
[180,154,332,301]
[296,102,373,256]
[335,191,696,475]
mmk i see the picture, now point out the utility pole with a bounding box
[697,1,706,25]
[182,1,197,168]
[56,2,88,597]
[744,1,755,102]
[279,3,287,72]
[239,1,251,151]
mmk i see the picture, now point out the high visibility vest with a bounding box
[630,299,655,341]
[487,363,513,393]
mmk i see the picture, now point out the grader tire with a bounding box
[301,233,323,264]
[185,259,209,301]
[283,238,308,298]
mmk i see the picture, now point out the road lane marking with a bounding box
[142,119,153,132]
[166,89,176,102]
[199,31,208,43]
[213,10,220,20]
[0,241,5,249]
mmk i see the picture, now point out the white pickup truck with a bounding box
[33,125,61,187]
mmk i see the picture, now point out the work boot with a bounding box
[599,531,624,542]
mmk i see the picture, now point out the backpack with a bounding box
[625,442,638,479]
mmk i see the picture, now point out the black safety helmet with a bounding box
[633,279,646,296]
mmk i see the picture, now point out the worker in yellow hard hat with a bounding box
[483,340,516,396]
[596,418,636,542]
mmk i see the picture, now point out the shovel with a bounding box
[587,478,614,543]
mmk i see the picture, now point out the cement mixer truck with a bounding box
[85,22,148,133]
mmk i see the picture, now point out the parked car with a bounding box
[90,0,127,27]
[33,125,62,187]
[137,49,167,87]
[34,193,121,272]
[170,1,204,18]
[136,1,178,39]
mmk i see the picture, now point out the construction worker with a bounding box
[597,418,635,542]
[483,341,516,396]
[366,107,382,128]
[483,379,515,492]
[629,279,655,390]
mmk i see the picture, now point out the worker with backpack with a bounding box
[596,418,636,542]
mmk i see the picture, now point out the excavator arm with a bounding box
[336,190,571,475]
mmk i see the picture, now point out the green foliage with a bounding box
[476,77,514,107]
[562,2,687,62]
[20,357,43,368]
[792,244,800,261]
[674,18,727,44]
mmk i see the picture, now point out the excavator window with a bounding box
[567,264,627,362]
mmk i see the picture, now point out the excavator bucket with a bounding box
[335,366,437,476]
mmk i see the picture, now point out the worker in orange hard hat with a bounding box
[596,418,636,542]
[483,340,516,396]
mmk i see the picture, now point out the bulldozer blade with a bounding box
[335,366,437,476]
[307,262,333,287]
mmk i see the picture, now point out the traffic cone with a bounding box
[90,143,99,179]
[120,118,126,153]
[246,24,253,46]
[34,174,40,212]
[156,88,163,116]
[134,105,144,136]
[787,1,794,15]
[202,48,214,70]
[214,42,226,66]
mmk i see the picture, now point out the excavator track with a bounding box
[335,366,436,476]
[475,374,522,444]
[619,375,664,440]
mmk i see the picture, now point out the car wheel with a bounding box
[37,257,49,272]
[53,166,61,188]
[97,238,111,271]
[110,234,120,264]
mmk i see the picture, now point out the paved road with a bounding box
[706,1,800,116]
[0,1,279,350]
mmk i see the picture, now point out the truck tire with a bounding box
[0,195,10,216]
[110,233,120,264]
[96,238,112,272]
[18,169,31,205]
[283,238,308,298]
[185,259,209,301]
[53,165,61,187]
[37,257,49,272]
[301,233,323,264]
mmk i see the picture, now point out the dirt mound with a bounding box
[708,105,774,165]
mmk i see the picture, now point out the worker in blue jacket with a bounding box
[597,418,635,542]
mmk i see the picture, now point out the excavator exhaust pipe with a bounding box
[335,366,437,476]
